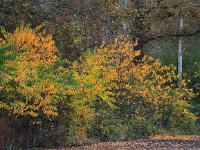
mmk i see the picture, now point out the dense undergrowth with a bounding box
[0,25,198,149]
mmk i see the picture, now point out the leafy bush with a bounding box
[74,39,195,140]
[0,25,196,148]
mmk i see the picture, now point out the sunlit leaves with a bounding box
[78,39,195,131]
[0,25,196,142]
[0,25,66,117]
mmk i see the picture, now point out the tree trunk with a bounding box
[178,16,183,87]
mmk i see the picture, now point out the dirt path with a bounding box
[49,136,200,150]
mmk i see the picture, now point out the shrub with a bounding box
[77,39,195,139]
[0,26,196,148]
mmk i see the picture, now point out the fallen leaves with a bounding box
[62,135,200,150]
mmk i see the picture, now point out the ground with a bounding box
[48,135,200,150]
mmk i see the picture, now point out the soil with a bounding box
[47,135,200,150]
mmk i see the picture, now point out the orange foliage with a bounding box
[0,25,62,117]
[76,39,195,128]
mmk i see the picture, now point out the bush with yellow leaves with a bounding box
[77,39,196,139]
[0,25,196,147]
[0,25,74,147]
[0,25,63,117]
[0,25,115,146]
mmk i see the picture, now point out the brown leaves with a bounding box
[65,135,200,150]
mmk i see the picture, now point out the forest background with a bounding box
[0,0,200,149]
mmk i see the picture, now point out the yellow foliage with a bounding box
[0,25,195,138]
[4,25,58,65]
[0,25,61,117]
[76,39,195,124]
